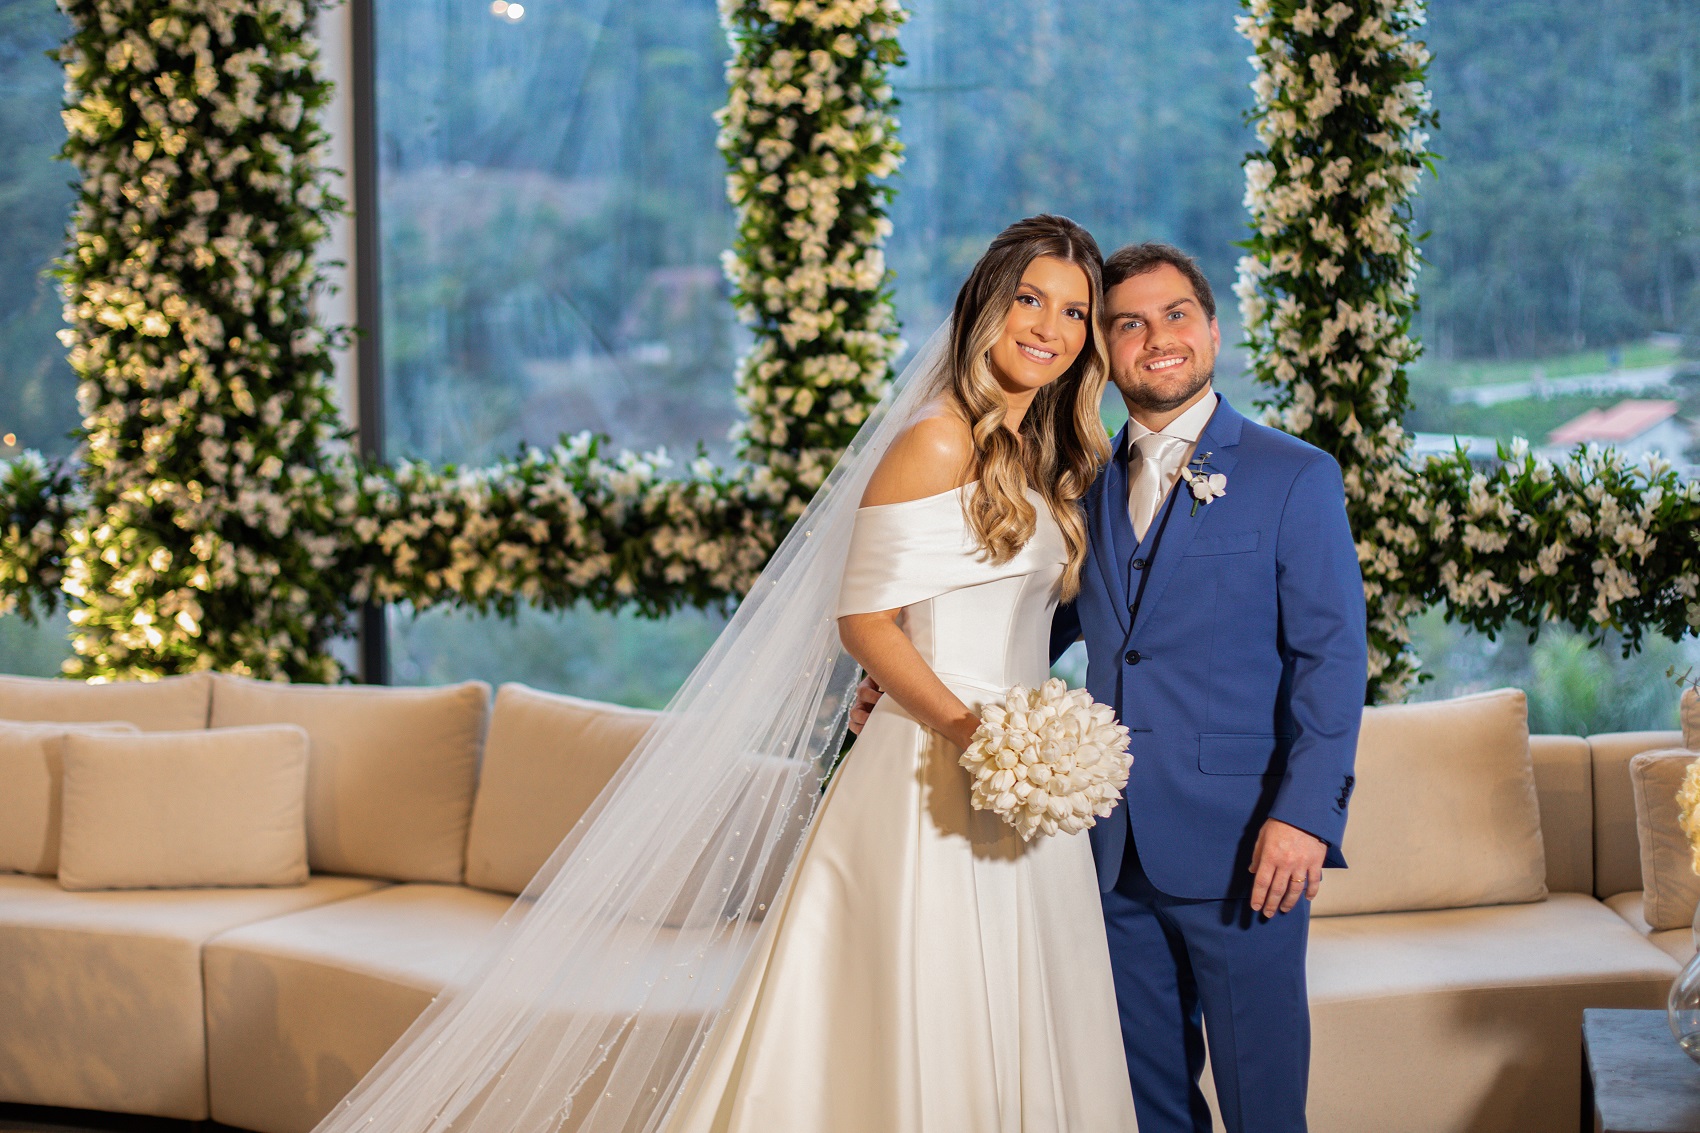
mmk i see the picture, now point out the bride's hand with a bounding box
[848,675,883,734]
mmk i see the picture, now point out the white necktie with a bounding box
[1128,433,1188,542]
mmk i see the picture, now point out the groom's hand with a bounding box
[848,675,883,734]
[1249,818,1327,918]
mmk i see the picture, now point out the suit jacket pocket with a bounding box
[1198,732,1291,775]
[1182,530,1260,557]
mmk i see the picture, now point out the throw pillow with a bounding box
[464,684,658,895]
[210,675,490,883]
[1311,688,1548,916]
[1630,748,1700,931]
[58,725,310,891]
[0,671,213,731]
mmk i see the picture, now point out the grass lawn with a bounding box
[1411,337,1685,388]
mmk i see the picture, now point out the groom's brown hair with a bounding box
[1102,242,1216,321]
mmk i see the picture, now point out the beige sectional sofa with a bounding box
[0,673,1695,1133]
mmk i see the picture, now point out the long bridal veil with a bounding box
[313,325,952,1133]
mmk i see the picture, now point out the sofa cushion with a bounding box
[204,884,738,1133]
[1591,729,1688,898]
[0,720,138,876]
[0,671,213,731]
[210,676,490,884]
[1312,688,1546,916]
[58,726,310,892]
[1530,734,1593,895]
[464,684,658,895]
[1629,748,1700,930]
[1685,687,1698,749]
[0,872,383,1120]
[1605,890,1695,965]
[1307,893,1680,1133]
[204,883,515,1133]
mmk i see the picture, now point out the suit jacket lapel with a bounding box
[1090,425,1132,636]
[1132,396,1245,632]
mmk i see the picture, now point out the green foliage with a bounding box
[0,453,78,620]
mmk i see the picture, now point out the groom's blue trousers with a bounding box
[1102,837,1311,1133]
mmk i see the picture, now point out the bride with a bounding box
[311,215,1138,1133]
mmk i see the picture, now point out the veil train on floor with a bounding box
[309,325,951,1133]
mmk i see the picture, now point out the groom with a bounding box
[1050,242,1366,1133]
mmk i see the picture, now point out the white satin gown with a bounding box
[665,484,1138,1132]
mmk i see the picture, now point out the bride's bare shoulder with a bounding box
[859,402,976,508]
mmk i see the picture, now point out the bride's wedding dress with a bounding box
[665,484,1137,1132]
[305,329,1134,1133]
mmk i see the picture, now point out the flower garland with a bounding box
[1236,0,1700,701]
[53,0,352,681]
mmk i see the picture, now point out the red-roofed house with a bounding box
[1544,398,1693,465]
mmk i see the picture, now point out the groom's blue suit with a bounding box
[1050,394,1366,1133]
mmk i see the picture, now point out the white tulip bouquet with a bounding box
[959,678,1134,841]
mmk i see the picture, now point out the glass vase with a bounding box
[1667,902,1700,1062]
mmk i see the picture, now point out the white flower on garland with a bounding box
[959,678,1133,842]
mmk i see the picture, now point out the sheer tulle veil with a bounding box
[311,325,954,1133]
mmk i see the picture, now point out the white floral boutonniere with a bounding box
[1180,452,1226,516]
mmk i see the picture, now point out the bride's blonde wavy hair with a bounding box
[946,214,1111,601]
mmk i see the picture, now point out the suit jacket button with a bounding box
[1131,558,1147,570]
[1124,650,1142,665]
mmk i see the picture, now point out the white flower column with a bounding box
[55,0,350,680]
[717,0,908,512]
[1237,0,1437,700]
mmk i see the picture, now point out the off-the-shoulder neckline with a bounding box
[856,480,978,512]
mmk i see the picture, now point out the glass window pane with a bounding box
[375,0,742,467]
[374,0,740,700]
[0,1,77,676]
[1405,2,1700,718]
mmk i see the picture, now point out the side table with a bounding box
[1584,1008,1700,1132]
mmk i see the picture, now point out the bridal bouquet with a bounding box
[959,678,1133,841]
